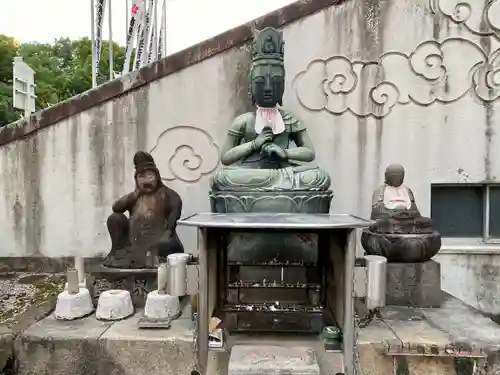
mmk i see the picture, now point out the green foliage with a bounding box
[0,35,126,127]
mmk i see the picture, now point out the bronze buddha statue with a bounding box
[209,27,332,214]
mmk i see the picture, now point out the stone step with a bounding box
[356,295,500,375]
[14,293,500,375]
[210,334,344,375]
[16,305,195,375]
[227,345,340,375]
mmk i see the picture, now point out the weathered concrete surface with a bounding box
[15,294,500,375]
[0,273,65,374]
[386,260,442,308]
[228,345,320,375]
[16,305,195,375]
[16,315,114,375]
[354,294,500,375]
[100,313,194,375]
[0,325,13,373]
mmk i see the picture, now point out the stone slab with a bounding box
[378,297,500,360]
[228,345,320,375]
[386,260,443,308]
[136,316,172,329]
[379,305,485,357]
[370,299,500,374]
[16,314,114,375]
[15,301,196,375]
[356,319,400,375]
[420,296,500,355]
[99,312,195,375]
[357,318,399,348]
[20,313,113,341]
[0,325,13,372]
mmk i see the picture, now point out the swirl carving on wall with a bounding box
[149,125,220,183]
[294,38,500,119]
[430,0,499,39]
[294,0,500,119]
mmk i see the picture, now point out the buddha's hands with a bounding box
[252,127,274,150]
[261,143,287,160]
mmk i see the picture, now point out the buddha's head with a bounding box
[385,164,405,187]
[133,151,161,194]
[249,27,285,108]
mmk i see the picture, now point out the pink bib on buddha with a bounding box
[383,185,411,210]
[254,106,285,135]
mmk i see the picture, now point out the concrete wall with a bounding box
[1,0,500,313]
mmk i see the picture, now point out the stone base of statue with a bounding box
[210,190,333,214]
[361,230,441,263]
[96,289,134,321]
[90,266,157,308]
[54,288,94,320]
[386,260,443,308]
[210,189,333,264]
[137,291,181,329]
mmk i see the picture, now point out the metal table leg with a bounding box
[197,228,209,375]
[343,229,357,375]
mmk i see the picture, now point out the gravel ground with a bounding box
[0,273,65,327]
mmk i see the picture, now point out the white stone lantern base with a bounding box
[96,289,134,321]
[144,290,181,319]
[54,288,94,320]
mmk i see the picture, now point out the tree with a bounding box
[0,35,126,126]
[0,35,22,124]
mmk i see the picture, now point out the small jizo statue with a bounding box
[103,151,184,269]
[361,164,441,263]
[370,164,420,219]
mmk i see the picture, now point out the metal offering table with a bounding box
[178,213,374,375]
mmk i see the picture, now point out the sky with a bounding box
[1,0,295,54]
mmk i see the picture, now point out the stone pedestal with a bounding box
[90,266,157,307]
[386,260,443,308]
[96,289,134,321]
[210,190,333,214]
[228,345,320,375]
[144,291,180,319]
[54,288,94,320]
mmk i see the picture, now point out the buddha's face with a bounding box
[385,170,405,187]
[250,61,285,108]
[136,170,158,194]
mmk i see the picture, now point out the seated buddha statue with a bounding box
[210,27,331,213]
[361,164,441,263]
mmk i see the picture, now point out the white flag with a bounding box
[140,0,155,67]
[157,0,166,60]
[94,0,107,77]
[122,0,144,74]
[147,1,157,64]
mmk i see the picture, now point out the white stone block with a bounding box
[144,290,180,319]
[229,345,320,375]
[54,288,94,320]
[96,289,134,321]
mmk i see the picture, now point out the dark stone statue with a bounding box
[103,151,184,269]
[361,164,441,263]
[210,27,332,214]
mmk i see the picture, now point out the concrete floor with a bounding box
[13,295,500,375]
